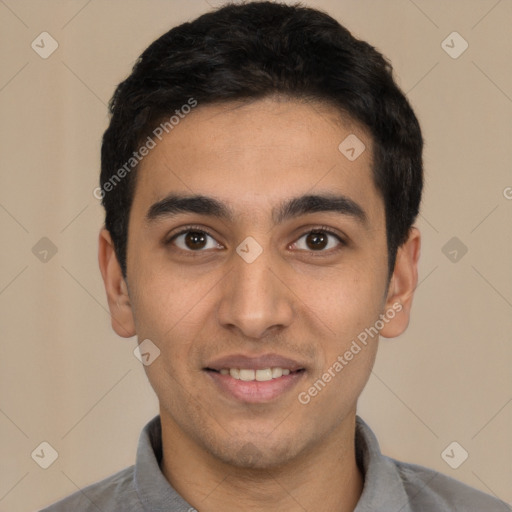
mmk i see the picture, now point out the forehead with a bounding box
[132,97,383,224]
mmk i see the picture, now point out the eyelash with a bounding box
[165,225,346,254]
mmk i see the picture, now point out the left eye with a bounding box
[293,231,343,251]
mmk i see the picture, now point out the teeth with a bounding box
[256,368,273,381]
[219,367,294,381]
[239,369,255,381]
[271,367,283,378]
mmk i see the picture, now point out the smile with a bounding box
[218,367,292,381]
[205,367,306,403]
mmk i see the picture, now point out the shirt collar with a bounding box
[133,415,192,511]
[354,416,412,512]
[133,415,412,512]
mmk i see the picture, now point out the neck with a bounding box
[159,411,364,512]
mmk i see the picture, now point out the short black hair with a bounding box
[100,1,423,278]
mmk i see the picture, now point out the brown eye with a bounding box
[184,231,207,250]
[293,230,343,252]
[170,229,222,251]
[305,232,328,250]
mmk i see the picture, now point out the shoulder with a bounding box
[39,465,141,512]
[391,458,511,512]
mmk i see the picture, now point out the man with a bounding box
[41,1,510,511]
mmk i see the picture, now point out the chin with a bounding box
[211,434,303,470]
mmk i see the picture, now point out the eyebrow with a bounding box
[146,193,367,227]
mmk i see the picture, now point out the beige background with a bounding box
[0,0,511,510]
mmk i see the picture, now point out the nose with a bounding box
[216,247,294,340]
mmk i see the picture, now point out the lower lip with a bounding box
[205,370,305,403]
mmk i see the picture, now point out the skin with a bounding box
[99,96,420,512]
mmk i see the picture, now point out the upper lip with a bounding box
[205,353,305,372]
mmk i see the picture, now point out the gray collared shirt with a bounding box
[41,415,510,511]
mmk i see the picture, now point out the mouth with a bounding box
[203,354,307,403]
[205,367,304,381]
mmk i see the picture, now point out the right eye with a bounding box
[167,228,224,252]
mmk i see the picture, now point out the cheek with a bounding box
[296,338,378,435]
[289,264,385,404]
[290,260,385,332]
[129,257,213,337]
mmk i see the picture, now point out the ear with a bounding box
[379,227,421,339]
[98,228,136,338]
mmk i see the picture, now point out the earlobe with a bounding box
[379,227,421,339]
[98,228,136,338]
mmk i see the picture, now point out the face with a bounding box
[100,97,419,469]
